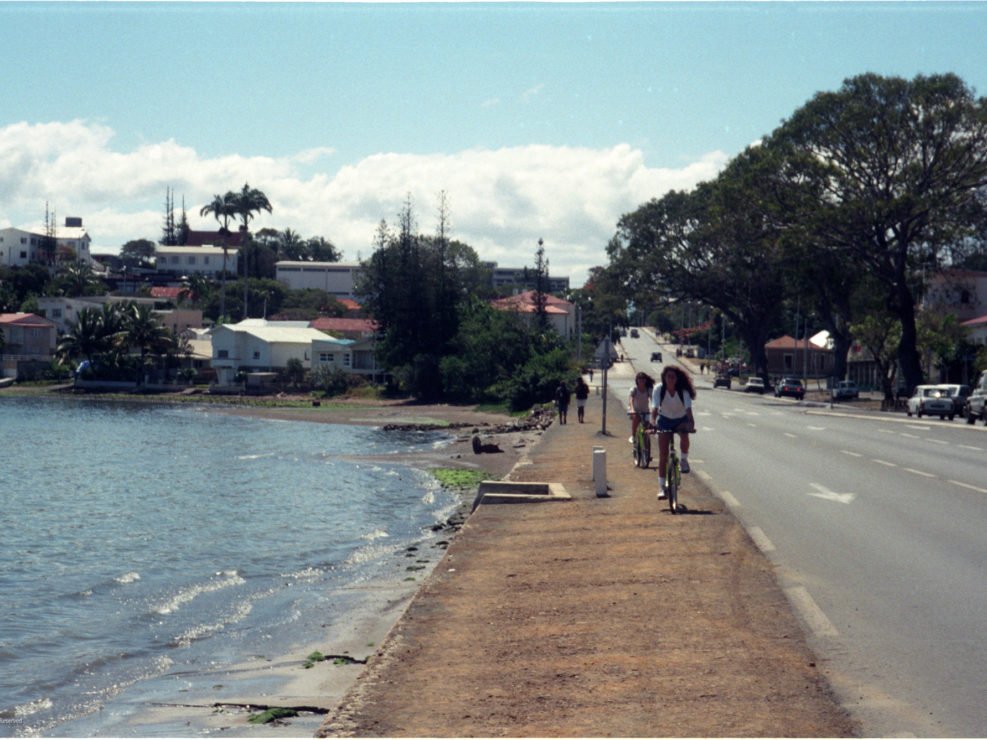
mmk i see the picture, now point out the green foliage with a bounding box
[492,347,576,411]
[431,468,488,489]
[311,365,364,397]
[247,707,298,725]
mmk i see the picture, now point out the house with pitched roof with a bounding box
[764,333,835,380]
[0,313,57,379]
[209,319,330,387]
[490,290,575,340]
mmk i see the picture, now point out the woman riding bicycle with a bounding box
[628,371,655,453]
[650,366,696,497]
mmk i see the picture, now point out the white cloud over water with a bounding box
[0,119,729,285]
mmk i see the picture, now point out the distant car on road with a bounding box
[832,380,859,400]
[937,384,971,416]
[907,385,954,420]
[964,371,987,425]
[713,373,731,389]
[630,328,639,338]
[774,377,805,400]
[650,351,662,363]
[744,377,766,394]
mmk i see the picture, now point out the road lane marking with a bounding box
[905,424,931,431]
[786,586,839,638]
[840,449,862,457]
[696,470,712,483]
[927,438,948,445]
[783,432,797,438]
[959,444,983,452]
[807,426,827,431]
[903,468,935,478]
[949,479,987,494]
[900,432,920,439]
[808,482,856,504]
[748,526,775,553]
[719,490,741,508]
[873,459,897,467]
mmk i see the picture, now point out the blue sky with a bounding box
[3,2,987,285]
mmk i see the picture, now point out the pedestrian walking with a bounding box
[574,377,590,423]
[555,380,571,425]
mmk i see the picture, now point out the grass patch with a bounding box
[431,468,487,489]
[247,707,298,724]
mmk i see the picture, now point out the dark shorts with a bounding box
[657,415,688,433]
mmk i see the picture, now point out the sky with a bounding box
[3,2,987,287]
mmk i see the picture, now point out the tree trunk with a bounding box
[896,283,924,394]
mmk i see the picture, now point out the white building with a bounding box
[210,319,330,386]
[0,217,93,266]
[155,246,238,278]
[311,335,379,378]
[275,261,363,298]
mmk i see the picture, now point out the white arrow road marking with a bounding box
[808,482,856,504]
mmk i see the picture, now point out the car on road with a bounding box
[743,377,766,394]
[938,384,971,416]
[629,328,639,338]
[907,385,955,420]
[714,373,731,389]
[650,351,662,363]
[832,380,859,400]
[964,371,987,425]
[774,377,805,400]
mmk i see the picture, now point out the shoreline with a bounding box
[10,389,546,736]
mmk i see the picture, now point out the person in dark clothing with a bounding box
[574,377,590,423]
[555,381,571,424]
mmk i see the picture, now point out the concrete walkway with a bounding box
[317,379,858,737]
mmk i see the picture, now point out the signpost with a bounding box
[594,338,614,435]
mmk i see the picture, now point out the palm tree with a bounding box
[199,193,237,322]
[231,183,273,317]
[118,302,172,384]
[57,306,114,371]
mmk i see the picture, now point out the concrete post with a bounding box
[593,447,608,497]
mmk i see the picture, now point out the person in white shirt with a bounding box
[650,366,697,497]
[627,371,655,447]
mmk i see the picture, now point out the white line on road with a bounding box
[841,449,863,457]
[873,459,898,467]
[786,586,839,638]
[959,444,983,452]
[900,432,920,439]
[903,468,936,478]
[748,526,776,553]
[719,490,741,508]
[696,470,712,483]
[783,432,798,438]
[948,479,987,494]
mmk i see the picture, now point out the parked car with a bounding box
[713,373,731,389]
[937,384,971,416]
[650,351,662,363]
[774,377,805,400]
[743,377,766,394]
[907,385,954,420]
[832,380,859,400]
[964,370,987,425]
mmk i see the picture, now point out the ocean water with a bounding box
[0,396,458,737]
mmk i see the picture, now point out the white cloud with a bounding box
[0,120,729,286]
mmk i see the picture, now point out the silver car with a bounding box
[907,385,955,420]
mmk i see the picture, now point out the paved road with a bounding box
[617,329,987,738]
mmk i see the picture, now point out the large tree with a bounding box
[771,73,987,393]
[610,145,790,379]
[199,192,237,321]
[230,183,273,317]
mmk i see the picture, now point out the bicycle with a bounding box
[658,427,694,514]
[630,412,652,468]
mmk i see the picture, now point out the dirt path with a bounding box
[315,387,859,737]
